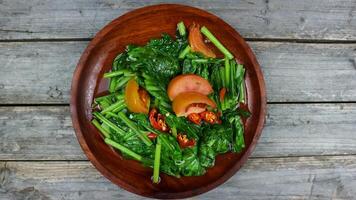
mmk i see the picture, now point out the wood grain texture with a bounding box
[251,42,356,102]
[0,0,355,40]
[1,104,355,160]
[0,41,355,104]
[0,1,354,198]
[0,155,355,199]
[0,42,86,104]
[0,106,85,160]
[255,103,356,157]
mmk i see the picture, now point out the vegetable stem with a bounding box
[101,123,111,134]
[235,118,245,151]
[178,45,191,59]
[109,77,117,93]
[219,67,225,88]
[104,69,134,78]
[116,112,153,146]
[238,66,246,103]
[224,57,231,88]
[157,135,174,152]
[177,21,186,36]
[112,103,126,113]
[105,138,143,161]
[171,126,177,137]
[239,79,246,103]
[115,76,132,91]
[94,94,114,103]
[145,85,160,92]
[123,130,137,141]
[200,26,234,59]
[93,112,125,136]
[98,99,111,110]
[192,59,208,63]
[115,94,125,101]
[230,61,237,97]
[101,99,125,114]
[91,119,110,138]
[153,142,162,183]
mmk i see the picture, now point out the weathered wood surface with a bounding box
[0,106,83,160]
[0,42,86,104]
[1,155,356,200]
[0,0,355,40]
[1,104,355,160]
[1,0,355,199]
[0,41,355,104]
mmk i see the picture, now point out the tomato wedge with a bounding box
[124,79,150,114]
[172,92,216,117]
[188,23,216,58]
[185,103,207,116]
[138,88,150,108]
[167,74,213,101]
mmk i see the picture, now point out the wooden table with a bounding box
[1,1,356,199]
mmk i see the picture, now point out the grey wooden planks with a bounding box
[0,106,85,160]
[1,0,355,199]
[251,42,356,102]
[0,41,355,104]
[0,42,86,104]
[1,104,355,160]
[254,103,356,157]
[0,0,355,40]
[1,155,356,199]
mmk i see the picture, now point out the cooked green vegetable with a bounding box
[91,21,249,183]
[178,45,191,59]
[153,142,162,183]
[101,100,125,114]
[199,125,232,167]
[201,26,234,59]
[92,112,125,137]
[177,21,186,36]
[91,119,110,138]
[114,112,152,146]
[105,138,144,161]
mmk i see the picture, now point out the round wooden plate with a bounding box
[71,4,266,199]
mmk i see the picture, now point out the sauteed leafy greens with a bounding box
[92,22,248,182]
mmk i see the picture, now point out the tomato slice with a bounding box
[167,74,213,101]
[138,87,150,108]
[124,79,150,114]
[172,92,216,117]
[177,133,196,148]
[185,103,207,116]
[188,23,216,58]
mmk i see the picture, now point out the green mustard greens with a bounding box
[91,22,249,182]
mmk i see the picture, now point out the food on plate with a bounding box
[172,92,216,117]
[188,23,216,58]
[125,79,150,114]
[91,21,248,183]
[167,74,213,100]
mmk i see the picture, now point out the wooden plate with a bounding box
[70,4,266,199]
